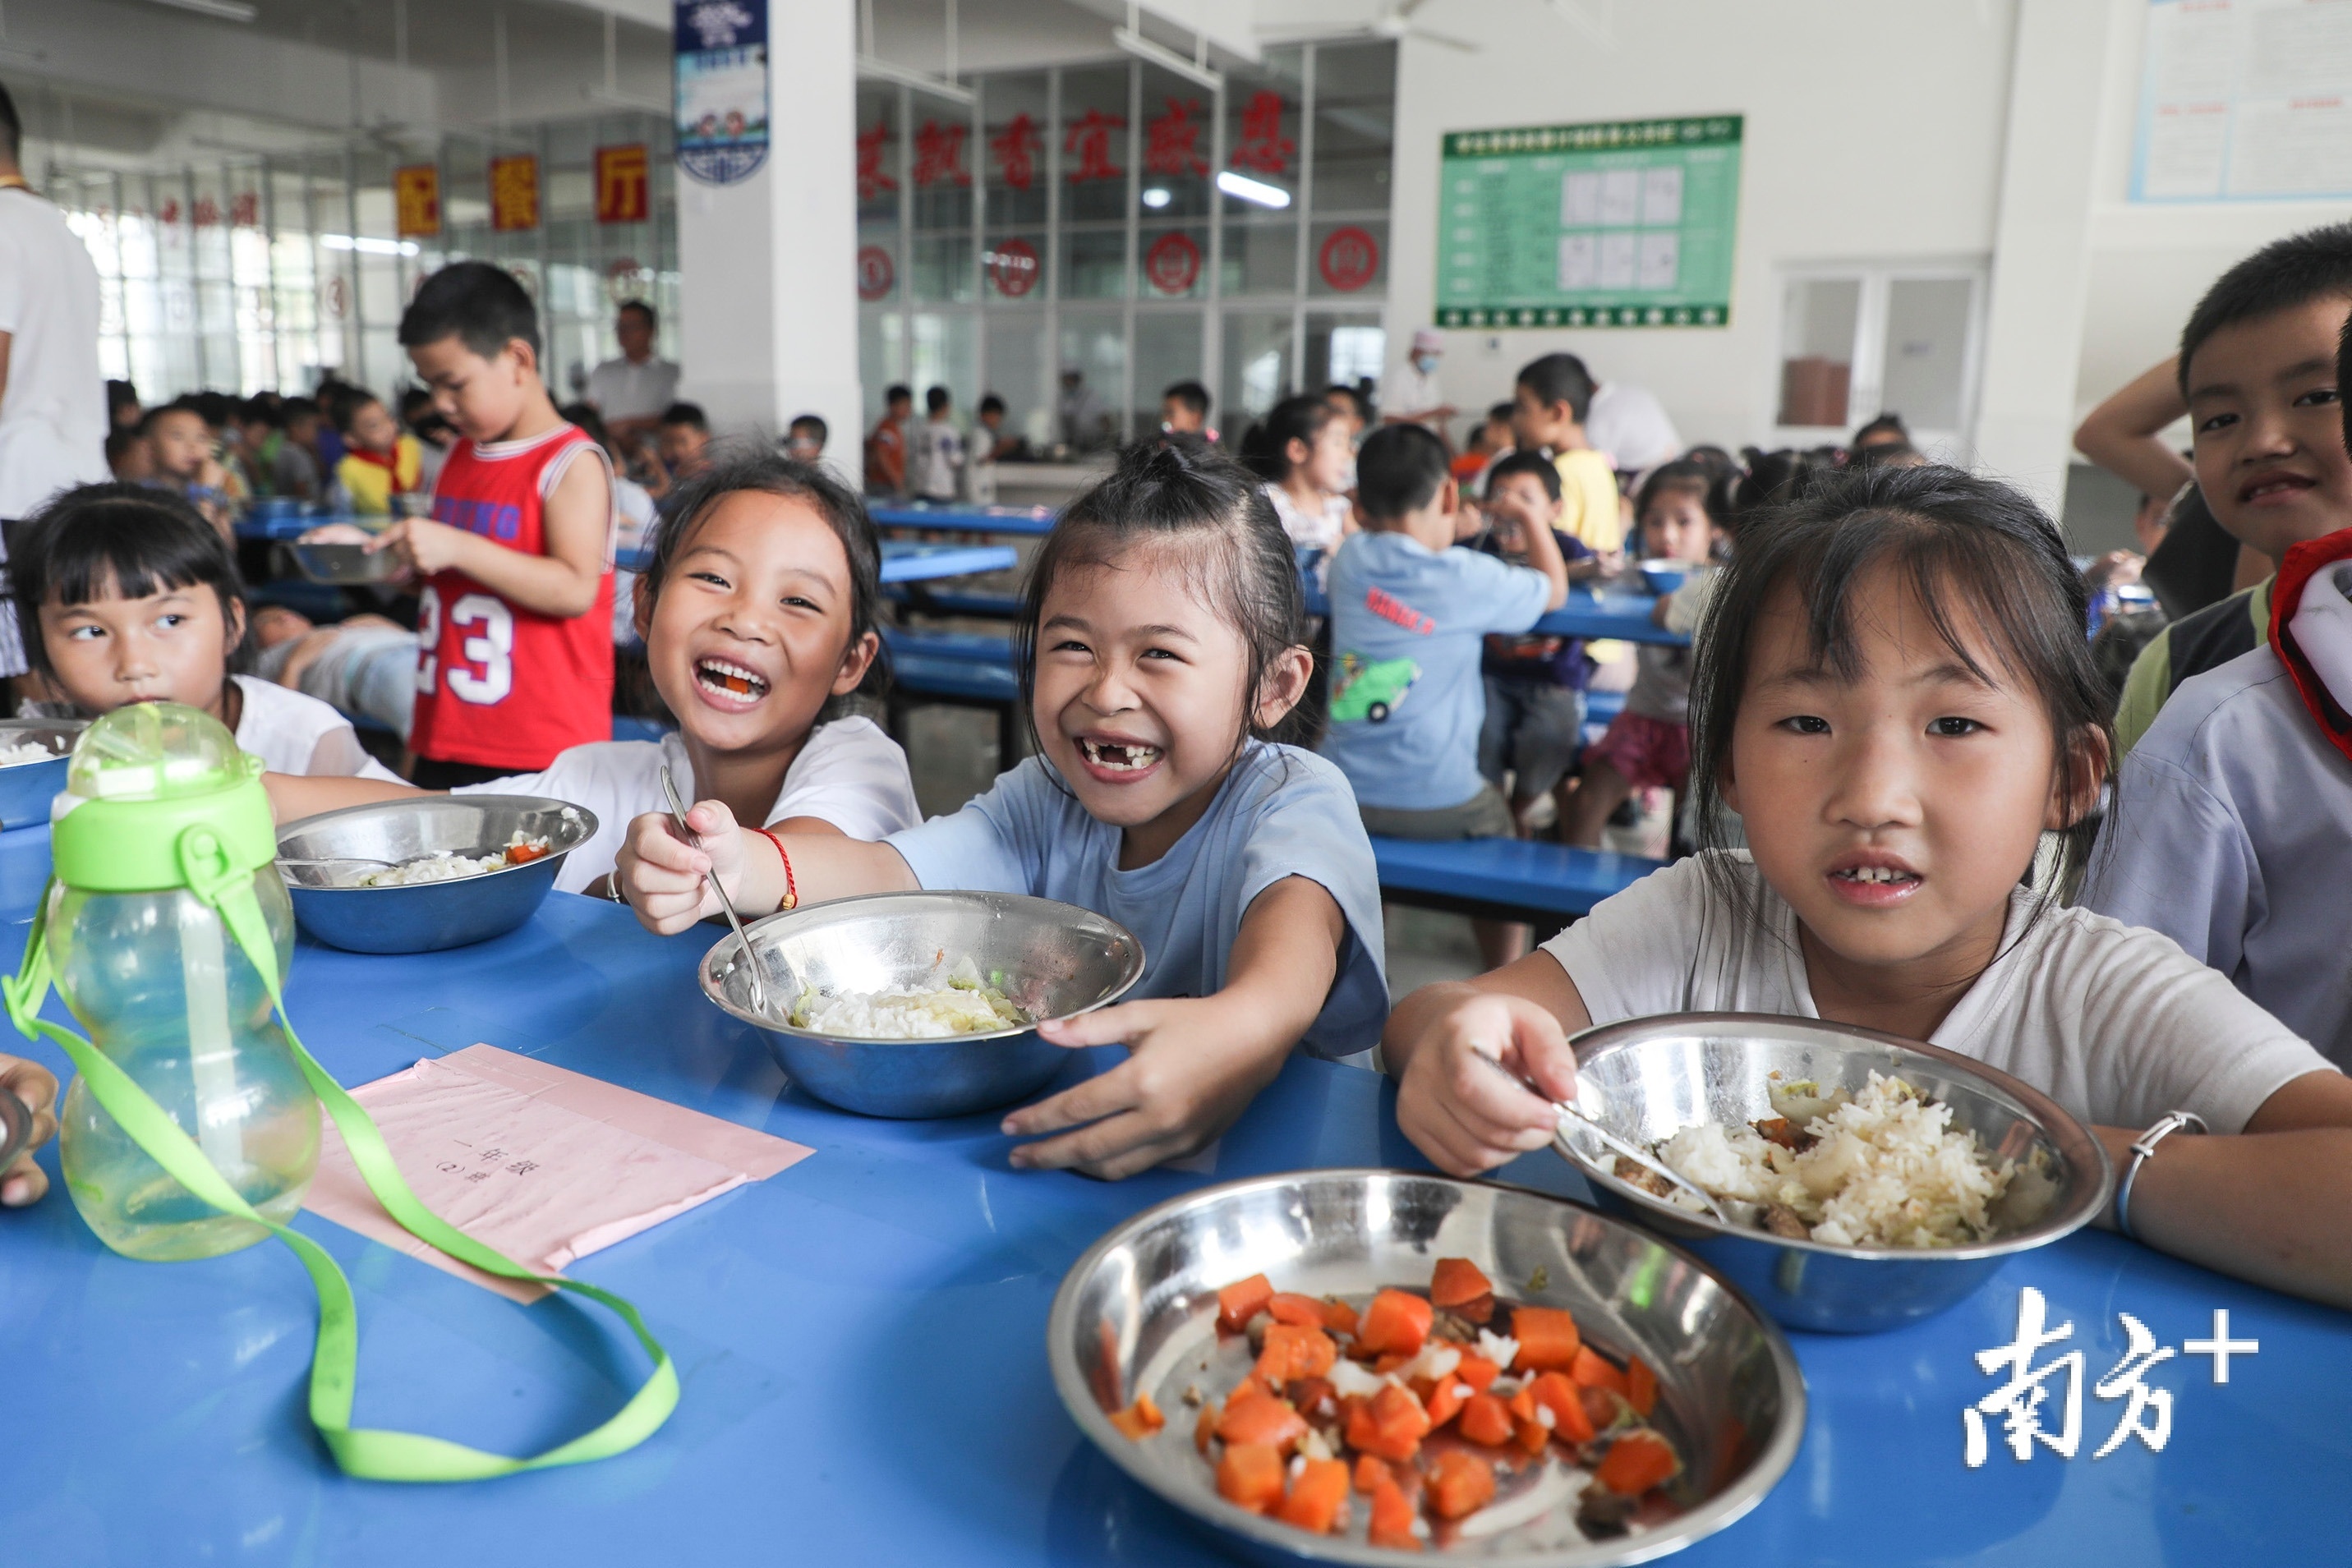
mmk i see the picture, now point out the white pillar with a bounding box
[1972,0,2117,517]
[675,0,861,479]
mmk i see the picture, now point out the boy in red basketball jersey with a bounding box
[373,262,617,786]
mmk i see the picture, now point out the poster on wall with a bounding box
[490,154,539,232]
[2132,0,2352,201]
[674,0,769,186]
[1434,114,1742,329]
[596,145,651,223]
[394,165,440,238]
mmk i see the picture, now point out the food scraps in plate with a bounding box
[0,739,61,767]
[355,831,554,887]
[1110,1256,1689,1550]
[788,954,1031,1040]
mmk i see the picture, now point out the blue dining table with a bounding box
[0,822,2342,1566]
[871,501,1061,537]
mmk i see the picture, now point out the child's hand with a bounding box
[613,800,748,933]
[1003,995,1288,1179]
[368,516,470,576]
[2,1054,60,1207]
[300,522,375,546]
[1393,989,1577,1177]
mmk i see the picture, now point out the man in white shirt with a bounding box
[582,301,681,445]
[0,81,109,678]
[1383,328,1456,444]
[1584,379,1682,473]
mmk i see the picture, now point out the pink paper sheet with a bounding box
[304,1044,812,1303]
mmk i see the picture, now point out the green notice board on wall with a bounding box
[1435,115,1742,329]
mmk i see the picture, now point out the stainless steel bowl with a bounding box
[1049,1170,1805,1566]
[0,720,85,830]
[275,794,596,954]
[1558,1013,2112,1334]
[699,890,1144,1119]
[288,540,403,585]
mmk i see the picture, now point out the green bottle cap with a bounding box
[50,703,274,894]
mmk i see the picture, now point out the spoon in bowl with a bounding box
[1474,1051,1732,1224]
[659,763,768,1016]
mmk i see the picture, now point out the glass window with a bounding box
[1132,312,1205,431]
[862,310,904,426]
[1779,277,1861,428]
[856,83,902,306]
[1308,43,1393,215]
[1880,278,1976,433]
[982,74,1050,230]
[1222,309,1295,438]
[1306,312,1383,398]
[1060,228,1128,301]
[1223,49,1305,218]
[1060,66,1131,225]
[1137,66,1213,221]
[1058,311,1126,450]
[1139,225,1209,301]
[1308,219,1386,299]
[912,234,976,304]
[982,313,1052,448]
[910,311,978,411]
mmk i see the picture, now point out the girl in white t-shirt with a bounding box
[1385,462,2352,1308]
[10,483,398,779]
[265,455,921,893]
[1243,393,1356,556]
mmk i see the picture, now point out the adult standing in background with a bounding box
[1584,375,1682,473]
[583,300,680,445]
[1384,328,1457,443]
[0,80,108,678]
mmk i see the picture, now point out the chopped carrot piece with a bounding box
[1345,1382,1432,1463]
[1581,1383,1626,1432]
[1627,1356,1658,1419]
[1429,1257,1493,1308]
[1372,1351,1415,1377]
[1353,1453,1394,1494]
[1217,1274,1274,1334]
[1454,1352,1500,1393]
[1276,1456,1350,1534]
[1429,1451,1498,1520]
[1507,1386,1549,1454]
[1457,1390,1514,1446]
[504,841,550,864]
[1217,1383,1308,1452]
[1107,1392,1164,1440]
[1267,1292,1329,1327]
[1286,1377,1334,1421]
[1570,1345,1630,1397]
[1356,1289,1434,1358]
[1512,1306,1581,1371]
[1195,1402,1218,1455]
[1320,1297,1360,1336]
[1216,1442,1286,1512]
[1455,1293,1495,1326]
[1424,1375,1469,1429]
[1595,1430,1681,1497]
[1368,1479,1422,1551]
[1527,1371,1595,1444]
[1255,1322,1338,1386]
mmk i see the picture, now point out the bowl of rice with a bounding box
[1555,1014,2111,1334]
[699,890,1145,1119]
[0,720,87,830]
[275,794,596,954]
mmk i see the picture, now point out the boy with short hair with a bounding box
[274,397,324,499]
[657,401,711,480]
[2084,225,2352,1071]
[1474,450,1600,835]
[1510,352,1623,556]
[377,260,617,788]
[329,392,424,516]
[865,384,913,496]
[785,413,827,463]
[142,398,232,538]
[1162,380,1213,440]
[2110,224,2352,754]
[1322,424,1568,968]
[914,384,964,503]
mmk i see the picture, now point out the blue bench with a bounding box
[886,586,1025,621]
[1369,835,1664,932]
[881,628,1024,761]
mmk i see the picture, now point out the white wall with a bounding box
[1386,0,2021,463]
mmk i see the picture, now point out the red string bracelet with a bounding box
[753,824,798,910]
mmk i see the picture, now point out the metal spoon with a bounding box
[659,762,767,1015]
[1475,1051,1733,1225]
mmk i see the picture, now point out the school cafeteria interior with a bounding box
[2,1,2349,1565]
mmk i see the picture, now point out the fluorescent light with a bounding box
[320,234,419,257]
[149,0,259,21]
[1216,170,1291,209]
[1141,186,1171,209]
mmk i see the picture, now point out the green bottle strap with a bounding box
[2,876,679,1482]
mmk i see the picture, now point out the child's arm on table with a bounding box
[367,454,610,618]
[1382,951,1591,1176]
[1,1053,58,1207]
[2098,1071,2352,1310]
[612,798,916,932]
[1001,874,1346,1180]
[262,772,424,823]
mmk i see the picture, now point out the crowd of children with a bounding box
[4,229,2351,1313]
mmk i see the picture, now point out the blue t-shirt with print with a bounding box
[1321,530,1553,810]
[885,741,1388,1059]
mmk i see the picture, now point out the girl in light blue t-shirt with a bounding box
[618,441,1388,1180]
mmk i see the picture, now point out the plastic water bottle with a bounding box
[47,705,318,1262]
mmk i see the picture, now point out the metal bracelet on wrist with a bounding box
[2114,1109,2207,1241]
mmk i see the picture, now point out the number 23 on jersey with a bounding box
[415,585,517,705]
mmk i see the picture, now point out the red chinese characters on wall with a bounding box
[1064,108,1125,183]
[1229,90,1295,177]
[1144,98,1207,179]
[912,120,971,188]
[229,191,260,229]
[1144,232,1200,294]
[991,113,1043,191]
[856,122,899,204]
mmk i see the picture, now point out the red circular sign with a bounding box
[1319,226,1379,292]
[1144,231,1201,295]
[987,238,1040,298]
[857,245,895,301]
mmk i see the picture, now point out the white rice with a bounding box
[1656,1072,2013,1248]
[357,831,550,887]
[790,955,1029,1040]
[0,740,58,767]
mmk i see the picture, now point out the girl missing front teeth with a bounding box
[1385,462,2352,1308]
[619,442,1389,1179]
[261,454,922,888]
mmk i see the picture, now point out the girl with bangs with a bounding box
[1383,462,2352,1307]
